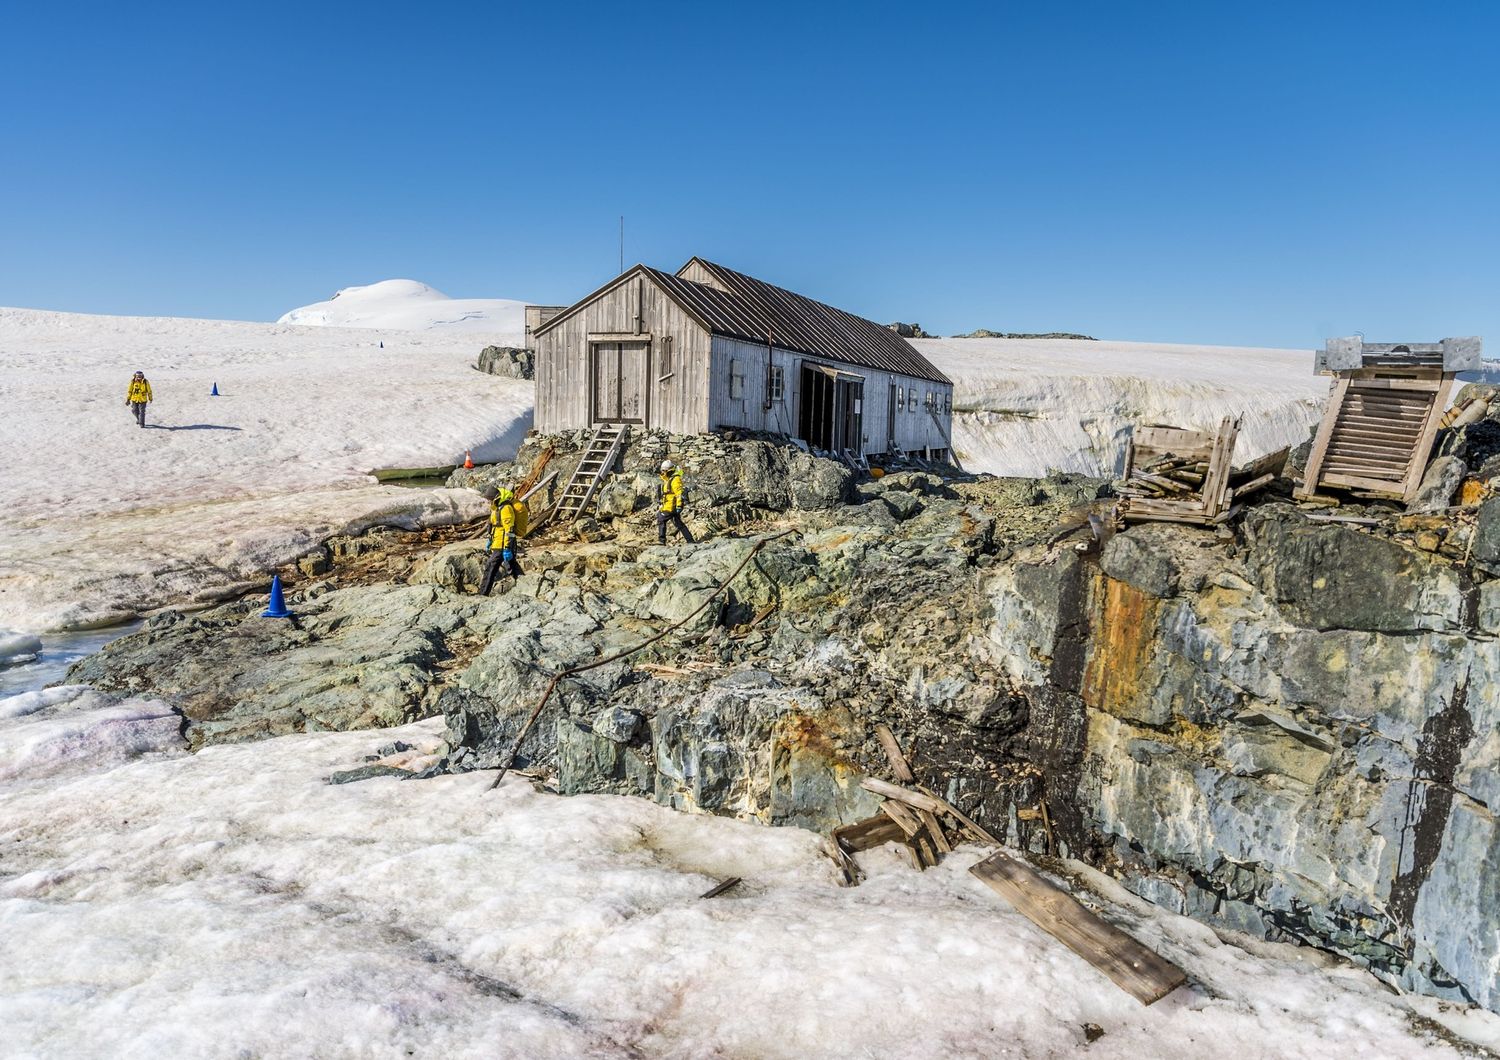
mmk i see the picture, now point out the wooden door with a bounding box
[591,342,649,423]
[837,378,864,453]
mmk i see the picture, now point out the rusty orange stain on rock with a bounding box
[777,712,843,761]
[1082,576,1160,717]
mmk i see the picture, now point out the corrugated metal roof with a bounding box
[533,259,951,386]
[665,259,952,385]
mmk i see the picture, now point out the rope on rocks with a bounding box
[485,528,796,792]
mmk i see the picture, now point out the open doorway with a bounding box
[797,363,863,453]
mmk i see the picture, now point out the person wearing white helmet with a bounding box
[478,485,528,595]
[656,459,694,545]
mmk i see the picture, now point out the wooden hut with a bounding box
[530,258,955,460]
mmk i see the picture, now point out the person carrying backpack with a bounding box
[125,371,153,428]
[656,460,695,545]
[479,486,528,595]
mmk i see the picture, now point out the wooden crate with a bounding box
[1118,417,1241,526]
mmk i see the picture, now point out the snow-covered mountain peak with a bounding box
[277,279,527,338]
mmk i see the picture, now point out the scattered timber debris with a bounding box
[699,877,742,899]
[1115,417,1284,527]
[1298,336,1481,504]
[829,725,1188,1006]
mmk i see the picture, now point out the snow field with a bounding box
[917,337,1330,477]
[0,307,533,631]
[2,696,1494,1059]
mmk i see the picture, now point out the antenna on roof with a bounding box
[619,216,624,273]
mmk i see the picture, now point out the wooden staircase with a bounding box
[552,424,628,523]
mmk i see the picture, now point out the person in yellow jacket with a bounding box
[125,371,153,428]
[479,486,528,595]
[656,460,695,545]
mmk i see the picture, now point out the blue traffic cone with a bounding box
[262,575,291,618]
[210,382,219,396]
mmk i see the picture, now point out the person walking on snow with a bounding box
[125,371,153,428]
[657,460,695,545]
[478,486,528,595]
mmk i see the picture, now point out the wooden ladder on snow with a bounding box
[552,423,628,523]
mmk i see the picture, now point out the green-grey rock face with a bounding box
[991,504,1500,1013]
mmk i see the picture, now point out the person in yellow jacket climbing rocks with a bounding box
[125,371,153,428]
[479,486,528,595]
[657,460,695,545]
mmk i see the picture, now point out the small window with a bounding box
[768,364,785,402]
[659,335,673,379]
[925,391,934,411]
[896,387,905,411]
[729,360,745,400]
[944,393,952,414]
[908,386,917,410]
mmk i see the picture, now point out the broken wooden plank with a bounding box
[873,723,916,784]
[833,814,905,853]
[910,827,941,870]
[970,851,1187,1006]
[879,799,925,837]
[700,877,742,899]
[917,808,953,854]
[1228,472,1274,500]
[861,777,948,816]
[823,838,862,886]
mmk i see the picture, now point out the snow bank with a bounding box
[277,279,527,339]
[0,307,531,631]
[0,631,42,667]
[0,686,184,783]
[916,337,1329,477]
[0,711,1491,1058]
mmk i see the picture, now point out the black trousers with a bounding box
[479,550,523,595]
[131,401,147,427]
[657,510,694,544]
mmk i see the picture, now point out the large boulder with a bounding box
[477,345,534,379]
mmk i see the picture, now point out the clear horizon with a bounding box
[3,1,1496,349]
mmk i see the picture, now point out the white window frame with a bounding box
[729,360,745,400]
[908,386,917,411]
[768,364,785,403]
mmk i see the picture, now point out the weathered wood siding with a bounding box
[709,336,954,456]
[677,260,729,291]
[533,274,712,435]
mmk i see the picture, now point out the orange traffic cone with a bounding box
[464,450,474,469]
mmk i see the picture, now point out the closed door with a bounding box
[591,342,649,423]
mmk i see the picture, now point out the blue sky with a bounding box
[3,1,1496,348]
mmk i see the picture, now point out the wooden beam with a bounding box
[861,777,948,815]
[1298,376,1347,497]
[879,799,925,837]
[970,851,1187,1006]
[833,814,905,853]
[873,723,916,783]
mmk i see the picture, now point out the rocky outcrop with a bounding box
[447,429,855,527]
[476,345,534,379]
[64,428,1500,1016]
